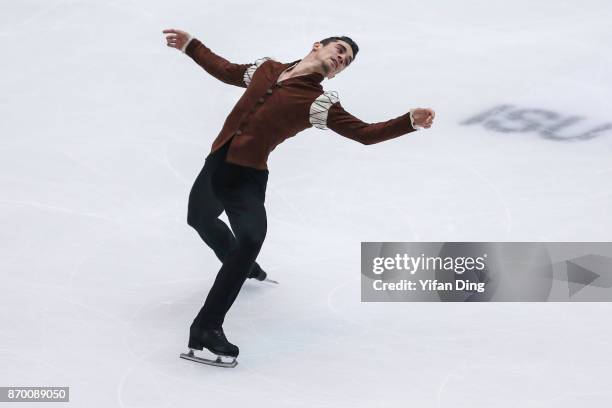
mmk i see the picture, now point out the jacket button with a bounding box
[258,97,264,103]
[235,130,242,135]
[266,89,273,94]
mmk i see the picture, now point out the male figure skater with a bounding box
[163,28,435,367]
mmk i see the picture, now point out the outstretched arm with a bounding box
[163,28,251,88]
[325,101,435,145]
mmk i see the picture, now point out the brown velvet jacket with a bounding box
[185,38,418,170]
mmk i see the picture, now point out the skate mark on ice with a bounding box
[441,148,513,234]
[267,184,308,226]
[0,199,120,224]
[0,0,70,35]
[387,201,421,240]
[162,141,190,186]
[131,277,207,287]
[436,360,468,408]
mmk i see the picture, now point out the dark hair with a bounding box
[319,36,359,60]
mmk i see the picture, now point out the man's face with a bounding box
[313,40,354,79]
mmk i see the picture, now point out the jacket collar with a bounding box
[281,59,325,84]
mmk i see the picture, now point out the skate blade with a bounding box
[180,349,238,368]
[263,278,279,284]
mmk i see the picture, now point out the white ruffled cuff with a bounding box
[409,109,422,131]
[181,35,193,53]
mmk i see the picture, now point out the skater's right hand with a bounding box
[163,28,192,53]
[411,108,435,129]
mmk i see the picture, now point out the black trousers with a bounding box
[187,139,269,329]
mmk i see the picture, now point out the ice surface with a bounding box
[1,0,611,406]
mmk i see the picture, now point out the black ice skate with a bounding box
[180,326,239,368]
[248,267,279,284]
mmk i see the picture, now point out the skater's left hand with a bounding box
[411,108,435,129]
[163,28,192,52]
